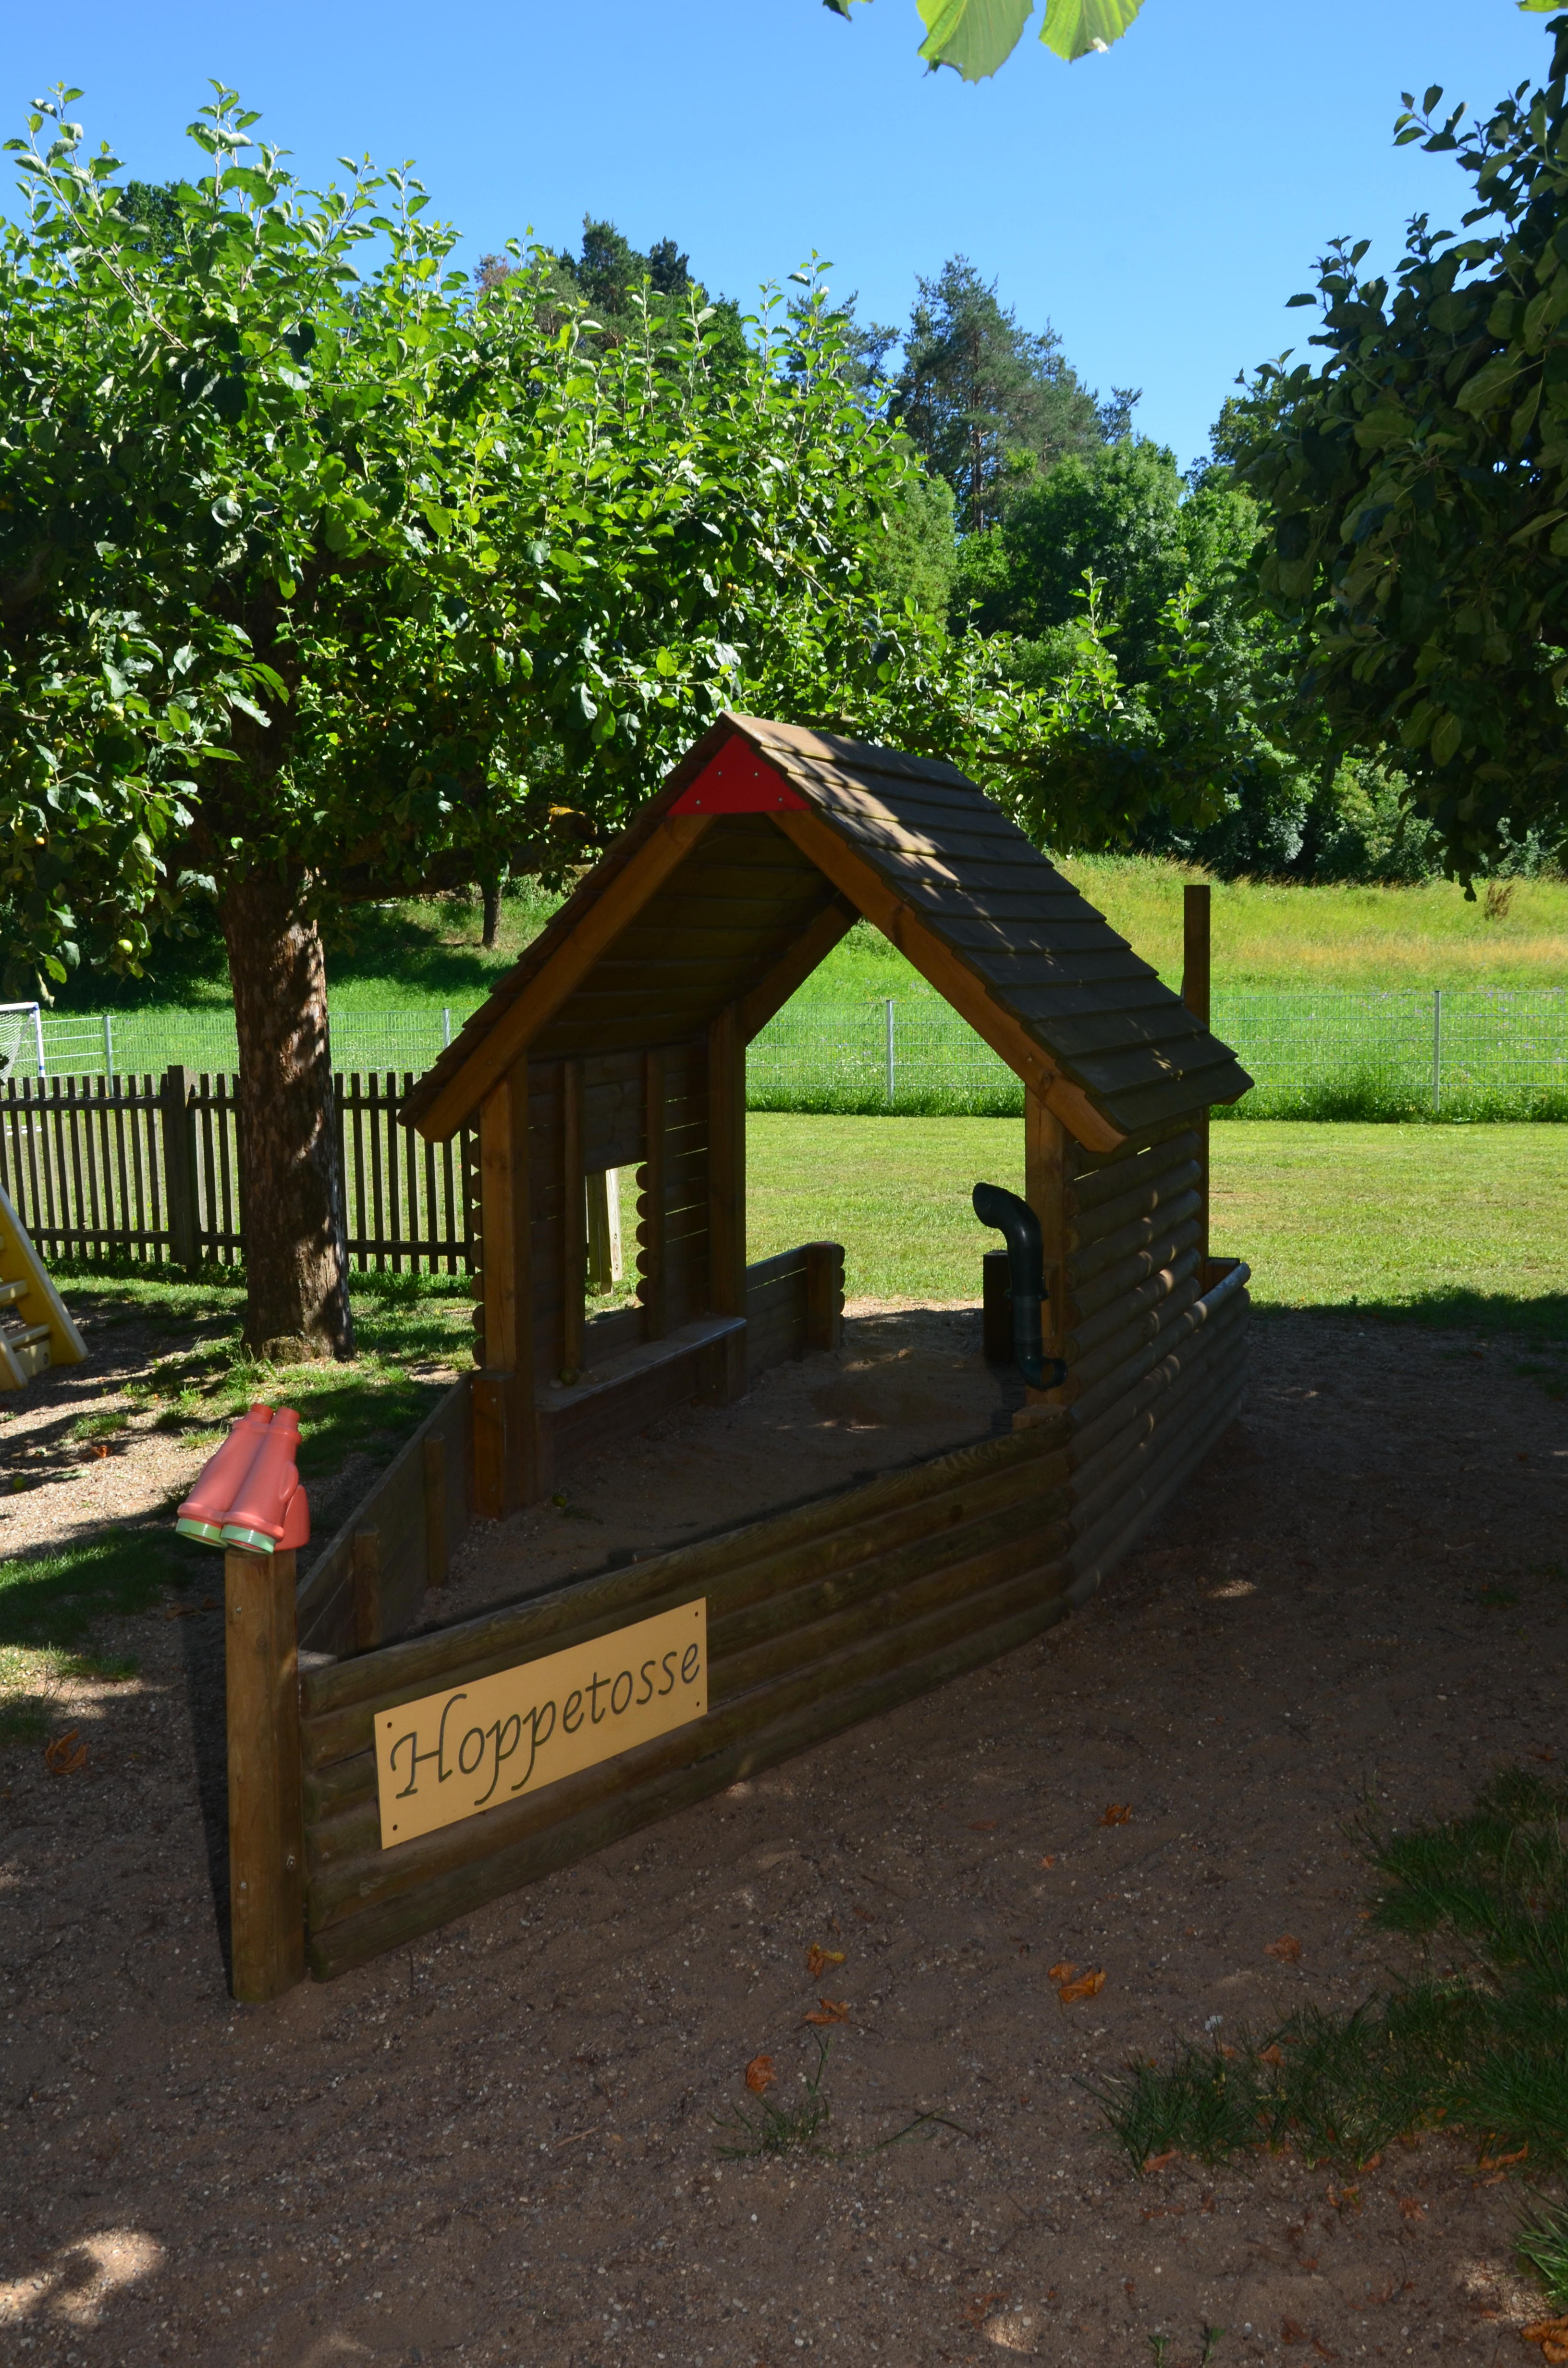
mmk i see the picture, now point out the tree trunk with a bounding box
[480,877,502,951]
[220,869,354,1362]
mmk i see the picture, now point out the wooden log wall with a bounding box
[1055,1119,1248,1589]
[297,1408,1078,1980]
[295,1376,475,1659]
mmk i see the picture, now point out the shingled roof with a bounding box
[402,713,1251,1148]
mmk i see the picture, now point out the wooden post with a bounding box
[473,1061,536,1515]
[351,1527,382,1651]
[640,1049,667,1341]
[585,1170,614,1295]
[1182,883,1212,1272]
[804,1240,844,1353]
[224,1545,305,2003]
[1024,1088,1073,1400]
[561,1059,585,1383]
[159,1066,198,1271]
[422,1435,448,1588]
[707,1003,746,1324]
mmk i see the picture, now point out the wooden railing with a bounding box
[0,1069,476,1275]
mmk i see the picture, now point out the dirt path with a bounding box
[2,1307,1565,2368]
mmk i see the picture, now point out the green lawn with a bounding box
[747,1115,1568,1340]
[45,857,1568,1033]
[4,1115,1562,1747]
[0,1266,473,1743]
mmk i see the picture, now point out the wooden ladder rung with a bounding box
[0,1278,25,1306]
[3,1322,51,1349]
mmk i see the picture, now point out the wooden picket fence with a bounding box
[0,1070,476,1275]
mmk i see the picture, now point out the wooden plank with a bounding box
[538,1315,747,1481]
[225,1546,306,2002]
[1066,1161,1203,1254]
[412,813,713,1141]
[1066,1129,1200,1215]
[297,1375,475,1654]
[1024,1090,1072,1399]
[706,1004,745,1326]
[561,1059,585,1383]
[299,1415,1071,1748]
[1064,1246,1200,1365]
[1068,1189,1202,1289]
[352,1529,382,1652]
[769,808,1124,1154]
[804,1241,844,1352]
[738,896,860,1041]
[422,1437,447,1588]
[306,1539,1079,1965]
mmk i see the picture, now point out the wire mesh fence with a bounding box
[2,988,1564,1122]
[747,988,1568,1121]
[0,1005,470,1085]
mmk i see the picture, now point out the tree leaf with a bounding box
[916,0,1035,81]
[1041,0,1147,62]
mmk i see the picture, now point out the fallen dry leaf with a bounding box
[968,1820,997,1832]
[1259,2043,1286,2068]
[1521,2321,1568,2367]
[1477,2145,1528,2171]
[1047,1960,1078,1983]
[1039,1854,1056,1868]
[802,1998,848,2026]
[43,1730,87,1776]
[1058,1968,1106,2005]
[1396,2196,1427,2223]
[1311,2342,1340,2362]
[1100,1803,1132,1825]
[1266,1933,1303,1964]
[1281,2321,1307,2345]
[744,2054,776,2097]
[1142,2147,1178,2173]
[961,2292,1008,2329]
[805,1944,845,1979]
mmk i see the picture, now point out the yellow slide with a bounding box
[0,1180,87,1389]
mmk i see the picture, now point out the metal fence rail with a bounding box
[0,1071,476,1274]
[747,987,1568,1117]
[2,1007,473,1085]
[2,988,1565,1135]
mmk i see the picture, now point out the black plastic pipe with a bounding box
[971,1181,1068,1390]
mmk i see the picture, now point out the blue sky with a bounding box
[5,2,1556,469]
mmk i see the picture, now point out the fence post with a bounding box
[225,1545,306,2002]
[442,1006,453,1049]
[884,999,895,1105]
[1182,885,1213,1270]
[159,1066,198,1270]
[33,1006,45,1078]
[1433,987,1443,1115]
[102,1014,113,1079]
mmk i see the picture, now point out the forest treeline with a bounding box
[481,210,1562,893]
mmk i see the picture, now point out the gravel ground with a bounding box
[1,1304,1566,2368]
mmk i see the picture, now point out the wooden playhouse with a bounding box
[242,715,1252,1996]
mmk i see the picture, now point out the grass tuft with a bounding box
[1096,1769,1568,2232]
[1518,2199,1568,2311]
[714,2037,835,2160]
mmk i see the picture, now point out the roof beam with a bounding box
[738,895,859,1043]
[770,809,1125,1153]
[410,813,713,1142]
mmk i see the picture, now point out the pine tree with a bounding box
[891,257,1129,532]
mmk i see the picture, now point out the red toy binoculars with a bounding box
[175,1403,310,1555]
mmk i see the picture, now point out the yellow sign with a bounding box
[374,1599,707,1848]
